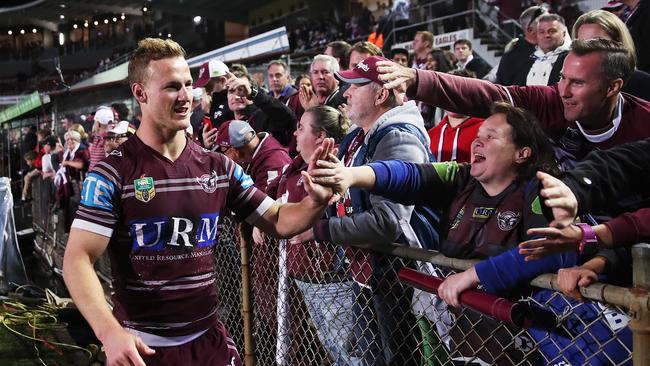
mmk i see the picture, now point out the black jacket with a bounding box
[496,38,536,86]
[562,138,650,216]
[623,69,650,101]
[240,90,297,146]
[512,50,568,86]
[627,1,650,73]
[464,55,492,79]
[209,89,233,130]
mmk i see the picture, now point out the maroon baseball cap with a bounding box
[194,59,229,87]
[602,1,625,11]
[335,56,390,85]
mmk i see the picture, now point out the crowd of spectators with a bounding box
[14,1,650,364]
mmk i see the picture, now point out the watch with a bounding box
[576,223,598,255]
[248,83,259,100]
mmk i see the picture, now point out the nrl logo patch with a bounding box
[108,150,122,156]
[134,175,155,203]
[196,170,219,193]
[497,210,521,231]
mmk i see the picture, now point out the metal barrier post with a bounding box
[239,223,255,366]
[631,243,650,365]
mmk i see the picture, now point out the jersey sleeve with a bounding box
[71,160,121,237]
[224,157,275,224]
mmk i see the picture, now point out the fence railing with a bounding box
[27,176,649,365]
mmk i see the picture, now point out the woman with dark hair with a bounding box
[426,49,454,73]
[293,73,312,90]
[313,101,565,298]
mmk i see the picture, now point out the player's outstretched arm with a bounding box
[63,228,155,366]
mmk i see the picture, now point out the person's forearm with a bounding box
[594,224,614,249]
[348,166,376,190]
[407,69,506,118]
[269,196,328,239]
[63,250,123,342]
[579,256,607,275]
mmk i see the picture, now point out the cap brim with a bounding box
[193,73,210,87]
[335,70,372,84]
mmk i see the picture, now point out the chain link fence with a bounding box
[27,177,649,365]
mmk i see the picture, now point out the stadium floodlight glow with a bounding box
[193,16,201,24]
[112,17,117,22]
[120,14,125,20]
[59,32,64,45]
[60,14,65,19]
[73,24,78,29]
[104,19,109,24]
[142,6,148,12]
[84,21,89,27]
[20,29,25,34]
[93,20,99,26]
[32,28,37,33]
[167,33,171,38]
[7,30,12,35]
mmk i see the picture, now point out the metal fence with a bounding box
[241,234,644,366]
[26,177,650,365]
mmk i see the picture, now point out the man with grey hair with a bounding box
[299,55,346,110]
[496,5,548,85]
[267,59,304,121]
[517,13,570,86]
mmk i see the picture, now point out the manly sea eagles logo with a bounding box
[497,210,521,231]
[197,170,219,193]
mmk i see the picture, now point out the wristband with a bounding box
[576,223,598,255]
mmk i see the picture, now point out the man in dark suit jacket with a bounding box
[453,39,492,78]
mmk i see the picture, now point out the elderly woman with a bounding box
[55,130,90,232]
[263,105,356,365]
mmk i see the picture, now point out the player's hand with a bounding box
[537,171,578,228]
[102,327,155,366]
[299,84,319,110]
[519,224,582,261]
[302,171,334,206]
[376,60,418,92]
[438,267,480,308]
[310,154,352,200]
[202,124,219,149]
[556,267,598,301]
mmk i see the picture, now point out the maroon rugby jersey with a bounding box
[72,135,274,337]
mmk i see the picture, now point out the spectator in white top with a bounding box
[88,106,116,171]
[41,136,61,180]
[524,14,571,86]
